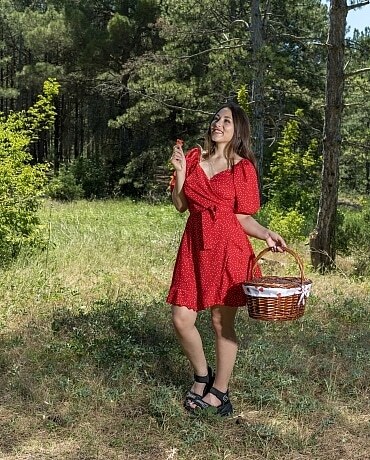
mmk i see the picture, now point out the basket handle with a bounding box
[252,247,306,283]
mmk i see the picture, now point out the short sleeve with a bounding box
[169,147,200,192]
[233,160,260,214]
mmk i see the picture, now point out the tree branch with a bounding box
[231,19,250,29]
[345,67,370,78]
[270,31,328,47]
[347,0,370,12]
[123,87,213,115]
[174,43,245,60]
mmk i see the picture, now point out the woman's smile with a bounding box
[210,107,234,144]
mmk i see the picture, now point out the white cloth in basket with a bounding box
[243,283,312,306]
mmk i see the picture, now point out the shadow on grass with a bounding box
[0,295,369,458]
[235,296,369,417]
[0,297,190,455]
[49,297,188,387]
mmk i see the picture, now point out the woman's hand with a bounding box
[170,139,188,212]
[265,230,287,252]
[236,215,287,251]
[171,140,186,172]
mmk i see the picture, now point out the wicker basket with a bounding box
[243,247,312,321]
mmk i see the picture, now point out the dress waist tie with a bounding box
[190,205,234,250]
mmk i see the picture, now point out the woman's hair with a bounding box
[203,102,257,169]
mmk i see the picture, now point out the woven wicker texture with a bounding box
[244,247,312,321]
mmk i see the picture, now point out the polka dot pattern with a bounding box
[167,147,262,311]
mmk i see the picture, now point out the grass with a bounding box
[0,199,369,460]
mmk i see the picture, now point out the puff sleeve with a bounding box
[169,147,200,192]
[233,160,260,215]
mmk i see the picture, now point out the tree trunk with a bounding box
[54,94,63,172]
[74,97,80,158]
[309,0,347,271]
[250,0,265,194]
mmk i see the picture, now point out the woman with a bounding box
[167,102,286,416]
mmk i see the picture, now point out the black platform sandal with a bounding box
[191,386,233,417]
[184,366,215,411]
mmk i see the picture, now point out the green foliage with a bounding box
[267,109,321,216]
[341,32,370,195]
[17,5,73,59]
[107,13,133,46]
[69,157,109,199]
[118,147,170,197]
[26,78,60,135]
[260,109,323,242]
[0,160,47,261]
[237,85,252,116]
[336,200,370,275]
[47,165,84,201]
[257,203,306,243]
[1,0,330,199]
[0,78,59,263]
[47,155,113,200]
[337,201,369,253]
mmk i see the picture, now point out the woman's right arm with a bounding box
[171,144,188,213]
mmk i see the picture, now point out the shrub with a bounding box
[0,78,59,264]
[47,166,84,201]
[47,156,111,200]
[337,199,370,275]
[267,109,321,216]
[257,203,306,244]
[70,156,108,198]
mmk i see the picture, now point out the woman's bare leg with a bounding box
[171,305,208,396]
[202,306,238,406]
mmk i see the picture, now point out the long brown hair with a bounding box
[203,102,257,169]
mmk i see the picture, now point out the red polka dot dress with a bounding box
[167,147,262,311]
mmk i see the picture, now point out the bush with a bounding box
[46,166,84,201]
[47,155,112,200]
[70,157,108,198]
[337,199,370,275]
[0,162,48,261]
[267,109,321,216]
[257,203,306,244]
[337,200,369,252]
[0,79,59,264]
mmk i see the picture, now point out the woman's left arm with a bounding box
[236,214,286,251]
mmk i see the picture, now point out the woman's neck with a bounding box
[213,144,227,158]
[212,144,243,164]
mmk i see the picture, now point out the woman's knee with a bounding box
[171,305,197,334]
[211,312,222,335]
[211,307,237,337]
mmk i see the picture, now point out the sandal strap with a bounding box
[209,387,229,404]
[185,390,200,401]
[190,388,233,416]
[184,391,202,410]
[192,397,210,410]
[193,365,213,384]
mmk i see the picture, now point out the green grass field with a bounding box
[0,199,369,460]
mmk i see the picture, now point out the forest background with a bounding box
[0,1,369,459]
[1,0,370,268]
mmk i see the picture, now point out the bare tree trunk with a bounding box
[250,0,265,193]
[74,97,80,158]
[54,94,64,172]
[309,0,347,271]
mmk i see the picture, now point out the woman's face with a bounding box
[210,107,235,145]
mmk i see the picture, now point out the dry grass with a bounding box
[0,199,369,460]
